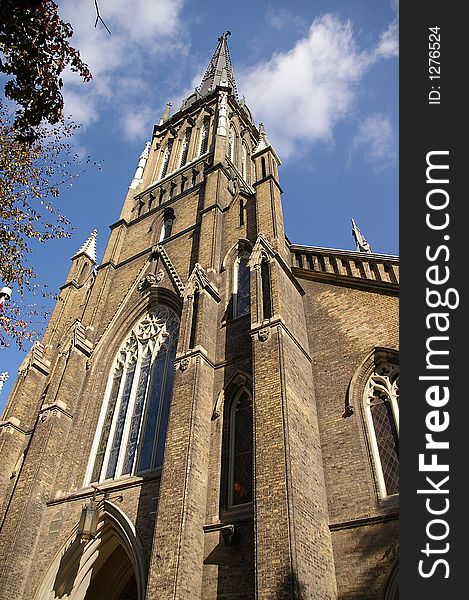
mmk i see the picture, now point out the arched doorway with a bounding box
[382,560,399,600]
[35,503,145,600]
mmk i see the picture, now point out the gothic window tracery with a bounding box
[87,307,179,484]
[364,358,399,497]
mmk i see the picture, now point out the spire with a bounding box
[73,229,98,262]
[351,218,372,253]
[198,31,238,98]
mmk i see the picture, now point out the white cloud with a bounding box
[58,0,188,140]
[266,8,307,32]
[349,114,396,171]
[375,17,399,59]
[237,14,398,160]
[238,15,369,158]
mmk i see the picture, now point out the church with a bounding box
[0,33,399,599]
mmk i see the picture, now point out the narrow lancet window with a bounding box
[199,117,210,156]
[159,208,175,242]
[233,253,250,317]
[160,140,173,179]
[228,126,236,164]
[179,128,192,167]
[261,258,272,320]
[241,142,248,181]
[189,288,200,349]
[229,389,253,506]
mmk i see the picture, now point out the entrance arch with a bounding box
[35,502,146,600]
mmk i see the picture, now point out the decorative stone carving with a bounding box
[258,328,270,342]
[137,273,157,291]
[179,357,190,371]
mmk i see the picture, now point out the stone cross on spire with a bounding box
[198,31,238,98]
[72,229,98,262]
[351,218,372,253]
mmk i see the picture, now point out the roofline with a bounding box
[289,243,399,262]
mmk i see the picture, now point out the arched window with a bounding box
[159,208,175,242]
[228,125,236,164]
[364,357,399,497]
[87,307,179,484]
[241,142,248,181]
[159,140,173,179]
[228,388,253,507]
[198,116,210,156]
[233,252,250,317]
[260,256,272,320]
[179,128,192,168]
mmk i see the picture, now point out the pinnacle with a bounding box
[73,229,98,262]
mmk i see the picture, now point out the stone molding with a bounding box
[17,342,51,377]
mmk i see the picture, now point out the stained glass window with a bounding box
[87,307,179,483]
[229,389,253,506]
[364,359,399,497]
[233,254,250,318]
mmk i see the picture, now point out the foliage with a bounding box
[0,100,97,348]
[0,0,92,143]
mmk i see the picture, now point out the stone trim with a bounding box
[17,342,51,377]
[329,512,399,531]
[291,244,399,293]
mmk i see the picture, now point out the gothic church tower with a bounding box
[0,33,399,600]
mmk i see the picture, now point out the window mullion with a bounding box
[115,345,144,478]
[101,363,131,480]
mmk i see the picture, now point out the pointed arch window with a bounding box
[160,140,173,179]
[179,128,192,168]
[241,142,248,181]
[228,388,253,507]
[87,307,179,484]
[364,358,399,497]
[233,252,250,318]
[260,256,272,320]
[198,116,210,156]
[228,125,236,164]
[159,208,175,242]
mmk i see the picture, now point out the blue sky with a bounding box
[0,0,398,408]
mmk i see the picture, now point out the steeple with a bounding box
[351,218,372,253]
[198,31,238,98]
[72,229,98,262]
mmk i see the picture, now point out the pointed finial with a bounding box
[351,218,372,253]
[254,122,271,153]
[159,102,172,125]
[73,229,98,262]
